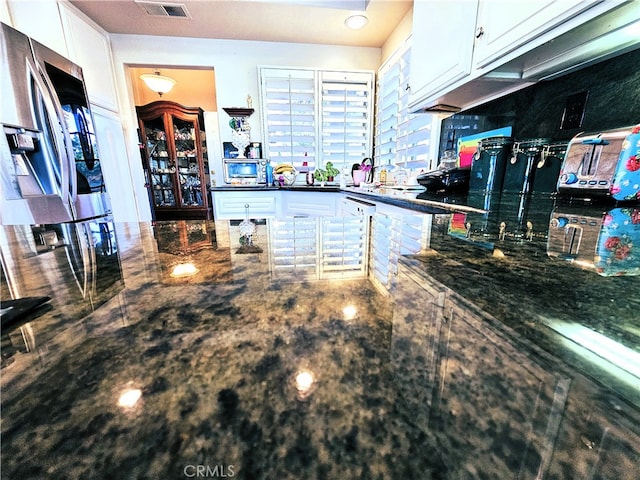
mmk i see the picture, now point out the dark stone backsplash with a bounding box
[440,48,640,155]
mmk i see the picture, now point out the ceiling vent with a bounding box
[135,1,190,18]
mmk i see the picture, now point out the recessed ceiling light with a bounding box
[344,14,368,30]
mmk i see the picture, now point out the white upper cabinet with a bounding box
[5,0,68,56]
[408,0,478,110]
[59,3,119,111]
[408,0,632,112]
[472,0,601,68]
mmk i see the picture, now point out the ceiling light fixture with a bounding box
[344,13,368,30]
[140,70,176,96]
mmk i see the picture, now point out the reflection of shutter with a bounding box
[370,212,427,293]
[260,68,316,170]
[320,216,369,279]
[269,217,319,279]
[370,213,393,290]
[268,217,369,280]
[375,38,438,171]
[320,71,374,172]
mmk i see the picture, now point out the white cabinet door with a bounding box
[212,191,278,220]
[473,0,601,68]
[6,0,67,56]
[281,191,338,217]
[408,0,478,111]
[59,3,119,111]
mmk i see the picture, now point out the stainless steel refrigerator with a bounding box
[0,22,110,225]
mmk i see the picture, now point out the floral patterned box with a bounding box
[611,124,640,202]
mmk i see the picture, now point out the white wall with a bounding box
[110,34,382,218]
[381,7,413,64]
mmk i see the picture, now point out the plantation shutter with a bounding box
[259,68,316,171]
[374,58,401,169]
[320,71,374,173]
[397,44,436,168]
[375,37,440,171]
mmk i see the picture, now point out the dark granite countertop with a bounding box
[1,196,638,479]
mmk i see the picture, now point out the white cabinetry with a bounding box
[409,0,628,112]
[281,191,339,217]
[59,3,119,111]
[473,0,600,68]
[212,190,278,220]
[5,0,67,56]
[408,0,478,110]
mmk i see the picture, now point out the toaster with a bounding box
[557,124,640,201]
[547,206,640,276]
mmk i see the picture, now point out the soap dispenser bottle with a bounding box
[265,160,274,186]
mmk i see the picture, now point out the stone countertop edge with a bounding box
[211,185,486,214]
[210,185,341,192]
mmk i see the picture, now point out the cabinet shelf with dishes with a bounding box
[137,101,211,220]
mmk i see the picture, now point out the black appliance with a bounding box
[416,167,470,193]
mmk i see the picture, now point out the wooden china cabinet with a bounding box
[137,101,211,220]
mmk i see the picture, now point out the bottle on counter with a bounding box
[306,170,315,186]
[380,167,387,185]
[340,167,348,188]
[265,160,274,186]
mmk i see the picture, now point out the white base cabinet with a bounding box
[212,190,278,220]
[281,191,338,217]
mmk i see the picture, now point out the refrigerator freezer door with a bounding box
[0,23,38,130]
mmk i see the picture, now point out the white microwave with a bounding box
[223,159,267,184]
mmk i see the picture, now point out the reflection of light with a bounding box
[118,388,142,408]
[294,369,316,400]
[296,371,314,391]
[170,262,199,278]
[343,304,357,320]
[545,320,640,388]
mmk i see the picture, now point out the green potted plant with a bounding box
[324,162,340,182]
[314,168,327,183]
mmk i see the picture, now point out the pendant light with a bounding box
[140,70,176,96]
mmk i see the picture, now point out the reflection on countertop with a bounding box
[1,199,639,479]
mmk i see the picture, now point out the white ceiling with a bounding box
[69,0,413,48]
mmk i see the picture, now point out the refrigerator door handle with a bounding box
[38,60,78,207]
[28,58,77,213]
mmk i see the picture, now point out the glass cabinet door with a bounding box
[173,116,204,208]
[144,116,176,207]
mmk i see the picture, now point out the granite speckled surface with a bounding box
[1,195,639,479]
